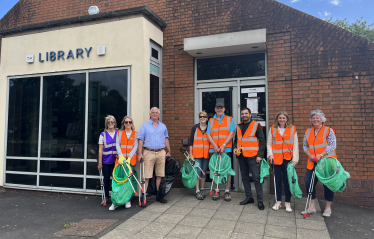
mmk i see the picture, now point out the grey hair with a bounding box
[310,109,326,125]
[149,107,160,114]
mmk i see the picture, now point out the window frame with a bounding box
[4,66,131,194]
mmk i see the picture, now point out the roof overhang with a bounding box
[184,29,266,57]
[0,6,167,36]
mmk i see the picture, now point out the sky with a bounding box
[0,0,373,25]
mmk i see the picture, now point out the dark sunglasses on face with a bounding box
[124,121,132,124]
[107,121,115,124]
[199,116,207,118]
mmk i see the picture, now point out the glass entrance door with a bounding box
[197,87,239,190]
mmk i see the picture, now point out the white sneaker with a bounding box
[109,204,118,211]
[125,202,131,208]
[272,202,282,211]
[285,202,293,212]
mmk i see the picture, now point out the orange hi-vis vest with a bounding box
[116,130,138,166]
[236,121,260,157]
[305,126,337,170]
[271,126,296,165]
[209,115,233,148]
[192,127,210,159]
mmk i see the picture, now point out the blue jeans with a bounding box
[102,163,115,198]
[194,158,209,178]
[305,168,334,201]
[274,160,291,202]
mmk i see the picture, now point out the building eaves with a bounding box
[0,5,167,36]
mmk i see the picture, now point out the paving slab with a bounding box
[233,222,265,236]
[154,213,185,224]
[267,215,297,228]
[297,228,330,239]
[163,206,193,216]
[139,221,176,236]
[188,207,217,218]
[205,219,237,231]
[296,218,328,231]
[238,213,267,224]
[264,224,297,239]
[167,224,202,238]
[178,215,211,228]
[212,210,241,221]
[197,228,233,239]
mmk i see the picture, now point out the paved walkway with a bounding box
[100,188,330,239]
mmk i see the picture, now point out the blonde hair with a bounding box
[198,110,208,119]
[121,116,135,130]
[104,115,117,130]
[272,111,293,128]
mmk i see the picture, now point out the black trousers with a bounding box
[238,155,263,201]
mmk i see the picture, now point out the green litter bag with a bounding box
[209,153,236,185]
[111,164,138,206]
[315,157,350,192]
[180,159,199,188]
[287,161,302,199]
[260,158,270,183]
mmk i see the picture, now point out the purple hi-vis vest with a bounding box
[101,130,118,164]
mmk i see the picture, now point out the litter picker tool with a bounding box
[124,161,144,192]
[99,169,107,206]
[209,150,221,196]
[272,160,278,210]
[120,164,138,197]
[139,158,146,206]
[180,148,205,180]
[304,158,317,219]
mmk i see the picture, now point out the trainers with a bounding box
[125,202,131,208]
[322,209,332,217]
[200,189,206,198]
[156,197,167,204]
[109,204,118,211]
[272,201,282,211]
[212,191,220,201]
[224,192,231,202]
[196,191,204,200]
[301,208,316,215]
[285,202,292,212]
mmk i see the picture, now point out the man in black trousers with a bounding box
[234,108,265,210]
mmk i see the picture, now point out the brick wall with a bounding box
[1,0,373,207]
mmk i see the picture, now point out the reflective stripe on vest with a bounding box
[118,130,137,157]
[192,127,210,159]
[101,130,117,164]
[209,115,233,148]
[271,126,295,164]
[236,121,259,157]
[305,126,337,170]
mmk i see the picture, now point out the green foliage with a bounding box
[63,222,75,229]
[326,17,374,42]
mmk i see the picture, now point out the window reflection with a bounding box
[87,70,128,159]
[197,53,265,80]
[41,74,86,158]
[7,77,40,157]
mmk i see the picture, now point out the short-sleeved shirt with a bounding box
[137,120,169,149]
[207,113,235,153]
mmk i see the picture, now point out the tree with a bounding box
[326,17,374,42]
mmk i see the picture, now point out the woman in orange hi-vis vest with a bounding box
[189,111,210,200]
[267,111,299,212]
[302,109,336,218]
[108,116,138,211]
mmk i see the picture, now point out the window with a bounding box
[150,41,162,115]
[5,68,130,192]
[197,53,265,80]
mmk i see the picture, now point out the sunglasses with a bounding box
[107,121,115,124]
[124,121,132,124]
[199,116,207,118]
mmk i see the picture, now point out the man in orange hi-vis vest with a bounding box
[234,108,266,210]
[207,102,235,201]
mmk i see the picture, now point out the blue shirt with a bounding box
[137,120,169,149]
[207,113,235,153]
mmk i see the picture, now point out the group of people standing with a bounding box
[189,103,336,217]
[98,103,337,217]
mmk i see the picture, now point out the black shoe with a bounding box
[156,197,167,204]
[258,201,265,210]
[141,199,147,207]
[240,197,254,205]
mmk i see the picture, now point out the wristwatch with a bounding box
[320,154,324,158]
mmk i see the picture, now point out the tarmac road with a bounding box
[0,189,150,239]
[319,199,374,239]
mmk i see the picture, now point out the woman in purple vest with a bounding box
[98,115,118,204]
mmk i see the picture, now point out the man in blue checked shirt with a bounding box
[137,107,171,204]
